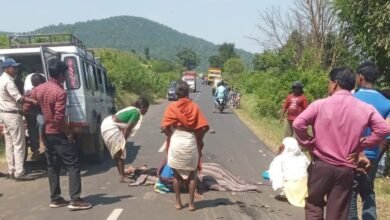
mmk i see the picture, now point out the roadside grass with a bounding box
[234,95,390,219]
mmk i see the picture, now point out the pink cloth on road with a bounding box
[293,90,390,168]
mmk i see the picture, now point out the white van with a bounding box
[0,34,115,162]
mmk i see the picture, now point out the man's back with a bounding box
[294,90,389,167]
[215,86,226,98]
[32,80,66,134]
[354,88,390,159]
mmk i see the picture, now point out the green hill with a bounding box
[25,16,252,71]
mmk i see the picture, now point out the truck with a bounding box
[207,67,222,85]
[0,34,116,162]
[182,71,197,92]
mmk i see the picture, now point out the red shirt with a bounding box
[26,79,67,134]
[283,94,308,121]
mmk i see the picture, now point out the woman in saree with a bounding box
[101,98,149,183]
[161,80,209,211]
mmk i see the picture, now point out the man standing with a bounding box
[348,62,390,220]
[0,58,38,181]
[24,70,44,160]
[280,81,308,137]
[293,67,390,220]
[26,59,92,210]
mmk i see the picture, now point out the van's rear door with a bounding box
[40,46,59,80]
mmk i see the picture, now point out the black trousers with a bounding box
[305,160,355,220]
[45,134,81,202]
[26,114,39,152]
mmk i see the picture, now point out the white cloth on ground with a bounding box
[268,137,309,207]
[167,129,198,179]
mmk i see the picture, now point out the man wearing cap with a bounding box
[280,81,308,137]
[0,58,38,181]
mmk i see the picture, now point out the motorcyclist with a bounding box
[214,81,227,109]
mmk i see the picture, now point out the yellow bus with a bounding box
[207,67,222,85]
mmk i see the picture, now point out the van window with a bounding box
[81,61,90,90]
[64,57,80,89]
[97,68,104,93]
[89,64,98,91]
[0,60,3,74]
[103,71,110,94]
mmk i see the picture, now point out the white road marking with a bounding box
[107,208,123,220]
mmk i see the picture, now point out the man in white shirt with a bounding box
[0,59,38,181]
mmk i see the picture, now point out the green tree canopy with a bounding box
[176,48,200,70]
[218,43,239,64]
[0,35,8,48]
[224,58,245,74]
[208,55,223,68]
[334,0,390,79]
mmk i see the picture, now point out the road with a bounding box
[0,82,304,220]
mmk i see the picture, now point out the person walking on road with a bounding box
[348,62,390,220]
[25,59,92,210]
[293,67,390,220]
[0,58,38,181]
[280,81,308,137]
[100,98,149,183]
[161,80,209,211]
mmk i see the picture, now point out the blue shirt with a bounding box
[354,88,390,159]
[215,85,227,99]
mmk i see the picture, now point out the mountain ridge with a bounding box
[2,16,253,70]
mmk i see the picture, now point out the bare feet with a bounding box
[188,204,196,211]
[175,203,183,210]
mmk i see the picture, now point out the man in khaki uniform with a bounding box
[0,58,38,181]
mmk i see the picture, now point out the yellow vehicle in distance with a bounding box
[207,67,222,85]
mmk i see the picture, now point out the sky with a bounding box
[1,0,291,53]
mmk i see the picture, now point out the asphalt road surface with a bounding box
[0,82,304,220]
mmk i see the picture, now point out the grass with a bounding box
[234,94,284,152]
[234,94,390,220]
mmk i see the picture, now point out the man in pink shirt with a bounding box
[293,67,390,220]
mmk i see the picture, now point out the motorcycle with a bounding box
[215,98,226,113]
[230,92,241,109]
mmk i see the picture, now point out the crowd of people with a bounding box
[1,56,390,218]
[276,62,390,220]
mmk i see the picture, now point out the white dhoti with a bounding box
[167,130,199,179]
[100,113,142,160]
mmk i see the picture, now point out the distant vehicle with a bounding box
[207,67,222,85]
[199,73,204,79]
[182,71,197,92]
[167,81,178,101]
[0,34,116,162]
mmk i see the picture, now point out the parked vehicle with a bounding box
[0,34,116,162]
[167,81,178,101]
[182,71,197,92]
[230,91,241,109]
[207,67,222,85]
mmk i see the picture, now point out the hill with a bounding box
[28,16,253,71]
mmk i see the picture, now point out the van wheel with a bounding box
[93,123,105,163]
[80,124,105,163]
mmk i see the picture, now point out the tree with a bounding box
[208,55,223,68]
[334,0,390,79]
[0,35,8,48]
[144,47,151,60]
[218,43,239,64]
[176,48,200,70]
[224,58,246,74]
